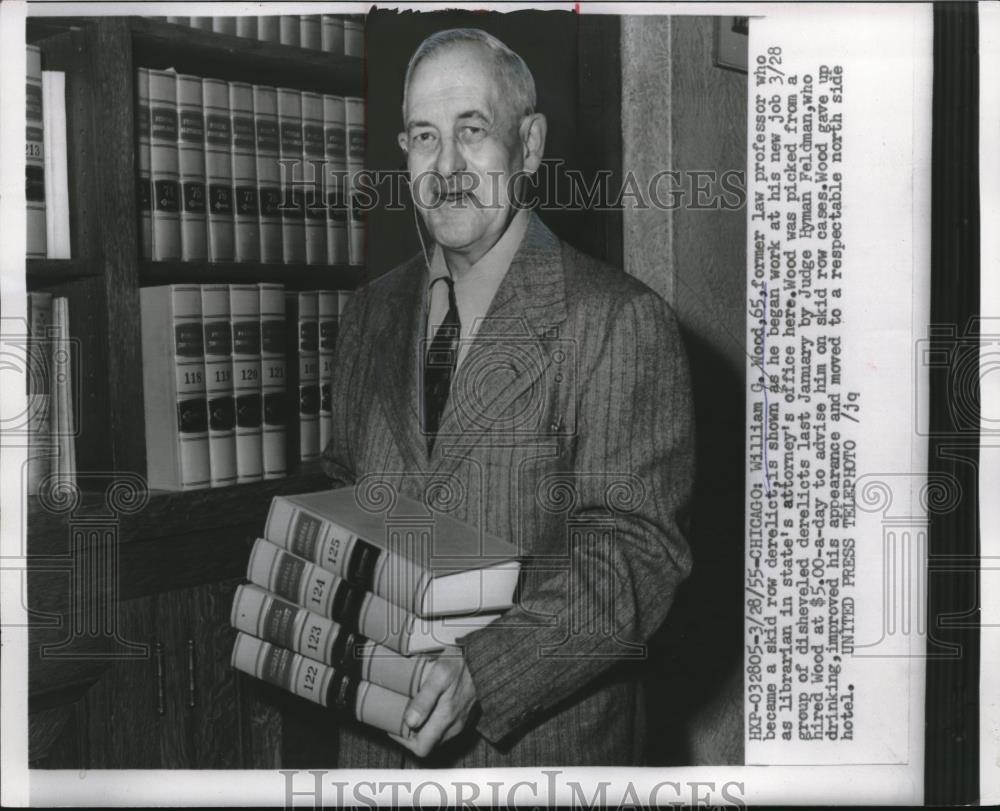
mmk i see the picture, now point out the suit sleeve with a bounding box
[458,290,696,745]
[319,291,366,488]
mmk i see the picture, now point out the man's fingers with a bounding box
[403,659,454,730]
[389,700,454,758]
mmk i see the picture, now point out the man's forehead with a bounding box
[405,42,500,113]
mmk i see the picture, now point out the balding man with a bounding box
[321,27,695,767]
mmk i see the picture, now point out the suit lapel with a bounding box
[431,213,569,467]
[371,255,429,476]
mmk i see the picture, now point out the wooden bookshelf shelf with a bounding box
[128,17,363,95]
[138,260,367,289]
[26,258,100,284]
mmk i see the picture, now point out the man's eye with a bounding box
[411,131,436,147]
[459,126,486,142]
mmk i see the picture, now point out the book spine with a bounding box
[26,292,53,495]
[200,285,238,487]
[344,97,365,266]
[258,283,287,479]
[231,583,430,697]
[252,85,283,263]
[279,16,300,47]
[264,498,427,616]
[229,284,263,483]
[322,95,348,265]
[300,15,321,50]
[317,291,336,453]
[277,88,305,263]
[26,46,46,258]
[230,82,260,262]
[247,539,410,655]
[176,74,208,261]
[235,16,257,38]
[230,632,409,736]
[321,16,344,55]
[212,17,237,35]
[291,291,319,460]
[301,92,327,265]
[166,16,190,25]
[140,285,211,490]
[203,78,235,262]
[149,70,181,260]
[258,16,280,43]
[42,71,70,258]
[343,18,364,58]
[191,17,213,31]
[135,68,153,260]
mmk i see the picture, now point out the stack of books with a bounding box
[163,14,364,56]
[230,488,521,735]
[136,68,364,266]
[26,44,71,259]
[139,283,353,491]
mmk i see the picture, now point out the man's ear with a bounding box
[397,131,409,153]
[519,113,547,174]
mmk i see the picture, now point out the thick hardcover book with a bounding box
[258,283,287,479]
[191,17,213,31]
[26,292,53,495]
[265,488,521,617]
[345,97,365,266]
[26,45,46,259]
[203,78,235,262]
[247,538,501,655]
[42,71,70,258]
[286,291,319,460]
[317,291,337,453]
[149,70,181,260]
[229,284,264,483]
[200,285,238,487]
[235,16,257,38]
[258,16,280,43]
[344,18,364,57]
[301,92,327,265]
[322,95,348,265]
[140,285,211,490]
[300,15,321,50]
[252,85,283,263]
[321,15,344,55]
[136,68,153,260]
[230,81,260,262]
[166,16,189,25]
[231,632,409,735]
[337,290,352,317]
[176,74,208,261]
[279,15,300,47]
[231,583,430,697]
[277,88,306,263]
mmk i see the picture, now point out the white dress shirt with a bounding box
[424,207,530,370]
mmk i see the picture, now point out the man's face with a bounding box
[400,43,524,259]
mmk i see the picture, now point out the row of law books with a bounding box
[26,45,71,259]
[26,293,76,495]
[136,69,365,266]
[230,488,521,735]
[141,284,352,492]
[162,14,363,56]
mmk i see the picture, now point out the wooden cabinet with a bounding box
[25,15,363,769]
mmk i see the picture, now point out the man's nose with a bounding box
[434,135,467,178]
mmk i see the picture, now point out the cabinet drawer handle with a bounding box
[187,639,196,709]
[154,642,165,716]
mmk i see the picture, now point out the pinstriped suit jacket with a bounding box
[320,213,695,767]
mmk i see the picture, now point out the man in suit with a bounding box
[321,27,695,767]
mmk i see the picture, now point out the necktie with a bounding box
[423,276,461,453]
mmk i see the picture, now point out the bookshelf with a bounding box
[26,15,361,769]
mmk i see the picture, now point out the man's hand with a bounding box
[388,654,478,758]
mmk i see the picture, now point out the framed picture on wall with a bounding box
[715,15,749,72]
